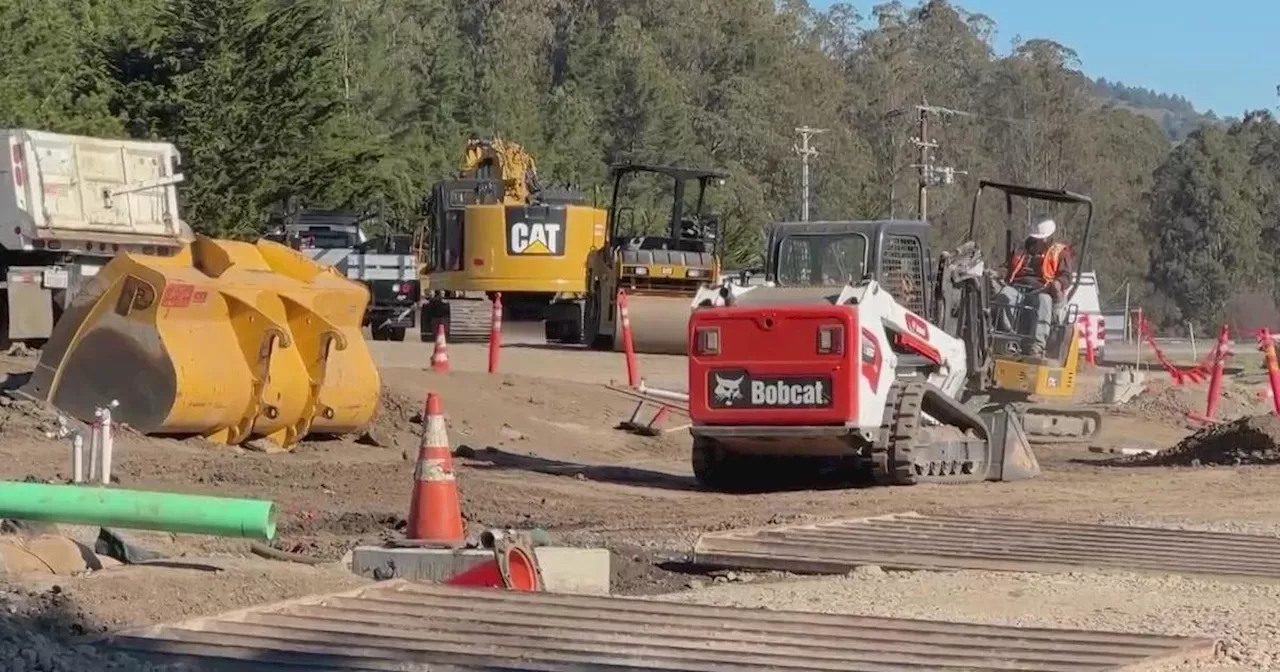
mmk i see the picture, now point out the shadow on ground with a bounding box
[457,445,875,494]
[502,342,589,353]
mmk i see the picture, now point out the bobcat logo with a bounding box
[712,374,745,405]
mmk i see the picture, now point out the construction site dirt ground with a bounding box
[3,333,1280,670]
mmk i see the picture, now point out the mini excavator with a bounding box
[940,180,1103,444]
[683,181,1100,490]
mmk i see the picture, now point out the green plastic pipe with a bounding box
[0,481,277,541]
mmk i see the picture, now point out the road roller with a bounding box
[575,163,729,354]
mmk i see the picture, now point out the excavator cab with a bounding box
[966,180,1094,400]
[580,164,728,353]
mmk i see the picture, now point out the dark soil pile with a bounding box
[0,584,182,671]
[1117,415,1280,467]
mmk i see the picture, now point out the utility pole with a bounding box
[908,102,968,222]
[794,126,827,221]
[912,108,934,220]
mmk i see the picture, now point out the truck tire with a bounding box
[371,324,388,341]
[545,301,584,344]
[388,327,406,342]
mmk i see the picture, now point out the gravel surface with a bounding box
[0,585,180,672]
[656,568,1274,671]
[6,345,1280,671]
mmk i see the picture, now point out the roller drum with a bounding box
[614,294,693,355]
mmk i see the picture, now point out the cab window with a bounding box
[775,234,868,287]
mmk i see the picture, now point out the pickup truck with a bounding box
[264,209,420,341]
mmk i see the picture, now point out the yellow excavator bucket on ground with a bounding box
[21,236,380,450]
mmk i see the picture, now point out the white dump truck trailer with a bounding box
[0,129,191,347]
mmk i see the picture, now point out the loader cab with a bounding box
[764,220,933,315]
[968,180,1094,367]
[605,163,729,259]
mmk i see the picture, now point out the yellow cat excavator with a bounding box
[419,137,608,342]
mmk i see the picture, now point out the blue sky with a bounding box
[811,0,1275,117]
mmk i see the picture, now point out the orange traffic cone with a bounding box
[403,393,465,547]
[431,324,451,373]
[446,533,543,591]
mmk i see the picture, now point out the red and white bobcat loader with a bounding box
[685,220,1041,490]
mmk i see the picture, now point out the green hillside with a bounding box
[1091,78,1227,143]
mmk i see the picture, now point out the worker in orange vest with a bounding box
[993,218,1075,358]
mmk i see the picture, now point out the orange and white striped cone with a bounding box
[399,393,465,548]
[431,323,451,373]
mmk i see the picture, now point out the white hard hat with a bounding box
[1028,218,1056,239]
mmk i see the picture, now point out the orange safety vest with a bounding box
[1009,242,1066,284]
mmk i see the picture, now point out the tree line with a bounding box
[0,0,1273,331]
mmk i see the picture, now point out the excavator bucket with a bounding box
[21,236,380,450]
[615,294,696,355]
[979,405,1042,481]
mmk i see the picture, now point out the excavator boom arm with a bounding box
[459,137,543,203]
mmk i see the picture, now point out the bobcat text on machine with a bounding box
[0,129,192,348]
[264,203,420,342]
[685,219,1042,491]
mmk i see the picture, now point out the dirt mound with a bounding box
[274,510,405,560]
[349,389,422,451]
[1115,415,1280,467]
[1122,378,1266,423]
[0,394,64,440]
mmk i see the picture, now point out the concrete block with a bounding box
[349,545,611,595]
[534,547,611,595]
[350,546,491,583]
[1102,369,1148,405]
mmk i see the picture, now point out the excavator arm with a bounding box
[459,137,544,204]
